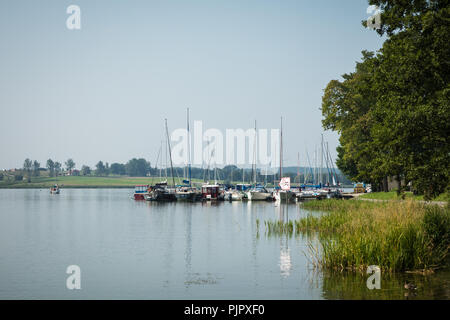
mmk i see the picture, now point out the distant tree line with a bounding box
[14,157,350,186]
[321,0,449,199]
[22,158,41,182]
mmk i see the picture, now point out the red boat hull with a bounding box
[134,194,146,200]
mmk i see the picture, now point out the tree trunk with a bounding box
[383,176,388,192]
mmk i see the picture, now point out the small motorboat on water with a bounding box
[246,185,273,201]
[50,184,60,194]
[273,190,296,202]
[134,185,150,200]
[224,190,244,201]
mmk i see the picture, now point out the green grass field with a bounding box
[0,175,209,188]
[359,191,449,202]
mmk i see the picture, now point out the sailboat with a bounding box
[246,120,273,201]
[175,108,202,202]
[274,117,296,203]
[145,119,177,202]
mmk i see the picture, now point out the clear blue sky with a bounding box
[0,0,384,169]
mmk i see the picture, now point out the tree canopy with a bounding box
[322,0,449,199]
[65,159,75,172]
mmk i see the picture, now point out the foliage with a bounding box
[95,161,107,176]
[54,162,62,176]
[65,158,75,172]
[322,0,450,199]
[110,163,126,175]
[81,165,91,176]
[125,158,150,177]
[23,158,32,182]
[46,159,55,177]
[32,160,40,177]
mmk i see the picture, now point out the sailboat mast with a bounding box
[325,141,331,184]
[279,117,283,179]
[187,108,192,187]
[253,120,257,184]
[320,134,324,186]
[165,119,176,187]
[159,140,162,180]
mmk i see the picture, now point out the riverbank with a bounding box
[265,200,450,273]
[359,191,449,202]
[0,176,194,189]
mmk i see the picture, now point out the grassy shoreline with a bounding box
[264,200,449,273]
[359,191,449,202]
[0,176,208,189]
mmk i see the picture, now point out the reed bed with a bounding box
[263,200,449,272]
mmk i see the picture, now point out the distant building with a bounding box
[65,169,80,176]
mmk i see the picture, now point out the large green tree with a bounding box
[65,158,75,173]
[54,162,62,176]
[110,163,126,175]
[81,165,91,176]
[46,159,55,177]
[32,160,40,177]
[126,158,150,177]
[322,0,449,199]
[95,161,106,176]
[23,158,32,182]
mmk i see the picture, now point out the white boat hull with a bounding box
[274,191,296,202]
[247,191,272,201]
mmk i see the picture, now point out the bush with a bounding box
[423,206,450,266]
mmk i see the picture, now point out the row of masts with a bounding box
[154,111,339,187]
[300,134,339,186]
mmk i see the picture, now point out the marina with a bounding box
[129,114,355,204]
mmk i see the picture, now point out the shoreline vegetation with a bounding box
[264,200,449,273]
[0,176,210,189]
[359,191,449,202]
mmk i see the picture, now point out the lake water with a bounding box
[0,189,448,300]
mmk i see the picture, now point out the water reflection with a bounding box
[279,245,292,278]
[320,268,450,300]
[0,189,448,300]
[184,204,192,285]
[276,202,293,278]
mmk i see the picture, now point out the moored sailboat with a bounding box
[273,117,296,203]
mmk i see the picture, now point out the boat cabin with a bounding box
[201,185,220,200]
[236,184,251,192]
[134,185,150,200]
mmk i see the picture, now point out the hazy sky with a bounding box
[0,0,384,170]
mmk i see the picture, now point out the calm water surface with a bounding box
[0,189,448,299]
